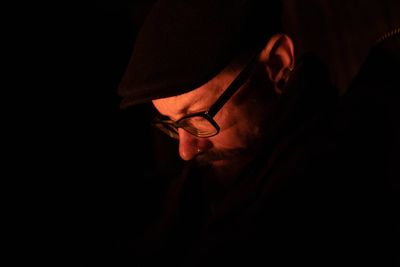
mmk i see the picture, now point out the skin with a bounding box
[152,34,295,184]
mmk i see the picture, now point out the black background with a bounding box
[7,0,399,266]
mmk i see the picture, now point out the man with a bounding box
[119,0,335,182]
[118,0,397,266]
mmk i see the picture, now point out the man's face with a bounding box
[152,62,276,179]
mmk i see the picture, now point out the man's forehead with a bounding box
[151,70,237,118]
[155,64,240,103]
[153,81,219,111]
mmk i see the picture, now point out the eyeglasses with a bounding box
[153,53,258,139]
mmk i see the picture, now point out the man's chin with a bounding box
[201,159,249,185]
[193,146,262,183]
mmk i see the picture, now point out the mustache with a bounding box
[195,148,250,164]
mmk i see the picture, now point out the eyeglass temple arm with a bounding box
[207,53,258,117]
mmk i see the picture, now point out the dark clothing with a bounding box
[134,55,340,266]
[328,30,400,266]
[133,33,399,266]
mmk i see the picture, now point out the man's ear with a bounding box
[259,34,295,94]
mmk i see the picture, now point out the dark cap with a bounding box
[118,0,282,108]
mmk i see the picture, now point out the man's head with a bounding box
[118,0,293,178]
[119,0,284,106]
[152,34,294,175]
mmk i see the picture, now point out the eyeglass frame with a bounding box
[153,51,259,139]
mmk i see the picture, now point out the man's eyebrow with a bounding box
[186,83,222,114]
[158,82,219,119]
[156,102,190,121]
[175,105,190,116]
[185,96,204,113]
[177,92,209,115]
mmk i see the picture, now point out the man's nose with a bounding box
[178,128,212,161]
